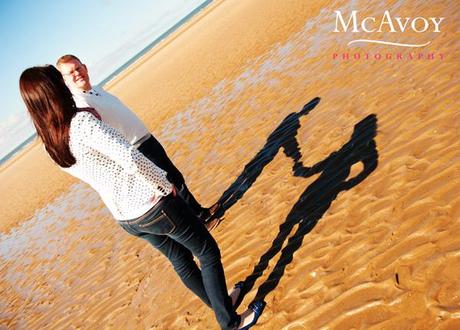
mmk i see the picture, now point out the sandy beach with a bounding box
[1,0,459,329]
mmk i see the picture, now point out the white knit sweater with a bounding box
[62,111,173,220]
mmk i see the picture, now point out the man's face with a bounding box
[58,59,91,91]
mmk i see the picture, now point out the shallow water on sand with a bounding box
[0,184,107,262]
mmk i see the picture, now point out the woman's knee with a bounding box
[170,254,198,279]
[197,239,221,265]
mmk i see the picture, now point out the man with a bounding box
[56,54,220,229]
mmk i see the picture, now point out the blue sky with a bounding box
[0,0,207,160]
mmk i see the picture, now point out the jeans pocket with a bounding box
[138,210,176,235]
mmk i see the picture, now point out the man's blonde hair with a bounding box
[56,54,82,68]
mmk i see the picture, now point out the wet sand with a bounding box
[1,0,460,329]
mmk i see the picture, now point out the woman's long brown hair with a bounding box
[19,65,77,167]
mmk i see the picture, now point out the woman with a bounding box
[19,65,264,330]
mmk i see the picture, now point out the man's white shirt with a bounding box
[71,86,150,145]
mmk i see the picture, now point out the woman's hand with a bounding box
[150,185,176,203]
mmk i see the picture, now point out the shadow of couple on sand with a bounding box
[215,97,379,303]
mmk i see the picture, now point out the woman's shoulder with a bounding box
[71,110,99,125]
[70,111,100,137]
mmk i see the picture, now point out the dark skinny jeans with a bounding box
[118,194,239,329]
